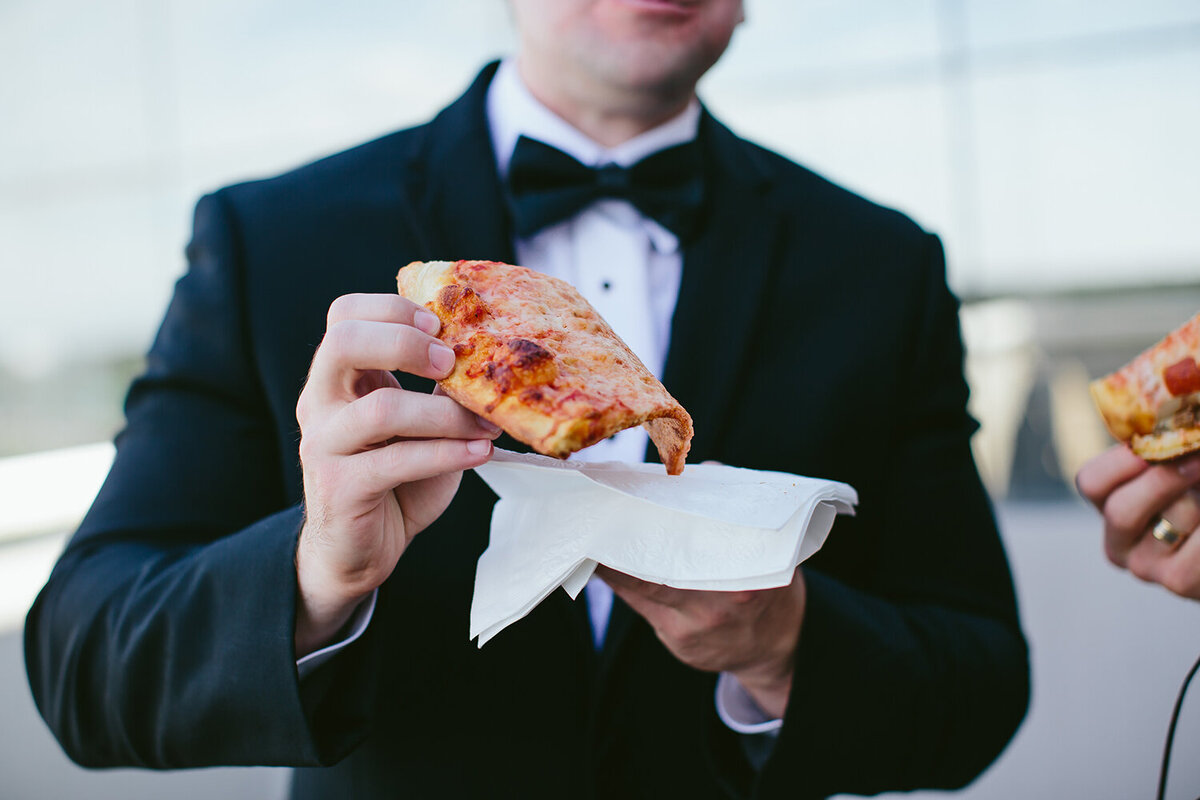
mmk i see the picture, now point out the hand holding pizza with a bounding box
[1080,311,1200,599]
[1076,445,1200,599]
[292,293,500,657]
[597,565,806,719]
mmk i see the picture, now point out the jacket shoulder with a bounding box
[741,138,932,247]
[213,122,430,220]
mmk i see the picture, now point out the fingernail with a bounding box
[429,343,455,373]
[467,439,492,456]
[1179,458,1200,482]
[414,310,440,335]
[476,415,502,435]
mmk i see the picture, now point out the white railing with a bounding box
[0,442,114,631]
[0,442,114,544]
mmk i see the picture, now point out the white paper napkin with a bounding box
[469,449,858,647]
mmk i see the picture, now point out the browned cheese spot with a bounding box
[474,339,560,394]
[436,284,491,326]
[508,338,553,369]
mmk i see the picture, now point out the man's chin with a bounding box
[597,44,720,96]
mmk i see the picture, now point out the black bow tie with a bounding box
[505,135,705,241]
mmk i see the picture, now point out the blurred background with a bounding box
[2,0,1199,797]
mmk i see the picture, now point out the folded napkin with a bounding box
[469,449,858,646]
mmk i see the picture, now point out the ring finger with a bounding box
[1103,464,1197,565]
[1125,490,1200,586]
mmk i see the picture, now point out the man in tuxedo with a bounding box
[26,1,1030,797]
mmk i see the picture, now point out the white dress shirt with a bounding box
[298,59,782,738]
[487,59,690,649]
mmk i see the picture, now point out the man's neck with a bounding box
[515,57,694,148]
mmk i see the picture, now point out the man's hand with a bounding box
[1076,444,1200,599]
[596,565,806,719]
[292,294,500,657]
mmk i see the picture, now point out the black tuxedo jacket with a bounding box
[26,64,1028,799]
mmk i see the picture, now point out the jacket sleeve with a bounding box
[747,234,1030,797]
[24,191,378,769]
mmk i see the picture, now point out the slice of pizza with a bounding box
[1090,311,1200,461]
[396,260,694,475]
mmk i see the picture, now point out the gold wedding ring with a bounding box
[1151,516,1188,547]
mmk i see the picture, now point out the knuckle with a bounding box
[674,626,703,652]
[437,396,468,429]
[358,444,404,489]
[656,616,684,644]
[1160,562,1199,597]
[298,435,333,474]
[320,322,352,359]
[327,293,385,326]
[361,390,394,431]
[295,393,312,427]
[694,606,725,629]
[301,455,338,503]
[391,323,423,358]
[324,455,346,485]
[1074,470,1100,503]
[378,442,409,474]
[298,435,316,464]
[1105,503,1145,538]
[418,396,452,432]
[663,614,697,644]
[1125,551,1155,583]
[326,294,356,325]
[1103,538,1126,569]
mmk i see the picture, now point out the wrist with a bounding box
[731,573,806,719]
[731,654,794,720]
[294,534,374,658]
[294,592,362,659]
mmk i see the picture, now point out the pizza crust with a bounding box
[397,260,694,474]
[1129,427,1200,462]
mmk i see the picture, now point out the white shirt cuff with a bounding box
[295,590,378,680]
[715,672,784,735]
